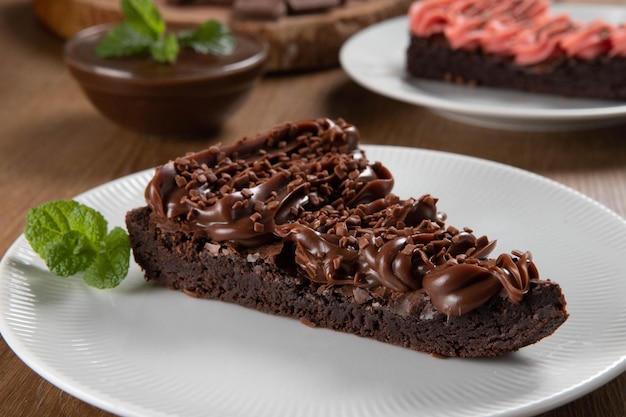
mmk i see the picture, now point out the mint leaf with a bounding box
[178,20,235,55]
[96,23,154,58]
[66,201,107,245]
[121,0,165,38]
[83,227,130,289]
[44,231,97,277]
[25,200,103,277]
[25,200,105,257]
[24,200,79,256]
[149,32,179,63]
[24,200,130,289]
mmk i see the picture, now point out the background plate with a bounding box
[1,145,626,417]
[340,4,626,131]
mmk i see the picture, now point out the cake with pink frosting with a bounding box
[407,0,626,99]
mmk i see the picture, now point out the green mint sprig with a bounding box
[95,0,235,64]
[24,200,130,289]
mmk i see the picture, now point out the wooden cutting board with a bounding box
[32,0,413,71]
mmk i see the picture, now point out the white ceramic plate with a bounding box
[340,4,626,131]
[1,145,626,417]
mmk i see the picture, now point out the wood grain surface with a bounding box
[1,0,625,416]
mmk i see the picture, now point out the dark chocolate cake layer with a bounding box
[127,205,567,357]
[406,34,626,100]
[126,118,568,357]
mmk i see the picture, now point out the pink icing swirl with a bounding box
[409,0,626,65]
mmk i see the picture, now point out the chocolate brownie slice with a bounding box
[126,118,568,357]
[407,34,626,100]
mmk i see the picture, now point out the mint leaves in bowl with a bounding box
[64,0,268,137]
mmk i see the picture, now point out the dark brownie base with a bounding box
[407,34,626,100]
[127,206,568,357]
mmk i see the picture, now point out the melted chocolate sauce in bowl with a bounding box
[64,24,268,137]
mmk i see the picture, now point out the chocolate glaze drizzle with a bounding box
[145,118,533,316]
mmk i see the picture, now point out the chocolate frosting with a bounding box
[145,118,532,316]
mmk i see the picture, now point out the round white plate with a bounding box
[1,145,626,417]
[340,4,626,131]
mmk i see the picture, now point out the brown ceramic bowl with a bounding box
[64,24,268,136]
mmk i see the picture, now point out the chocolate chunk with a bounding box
[233,0,287,19]
[287,0,344,13]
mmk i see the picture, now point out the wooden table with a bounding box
[1,0,625,416]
